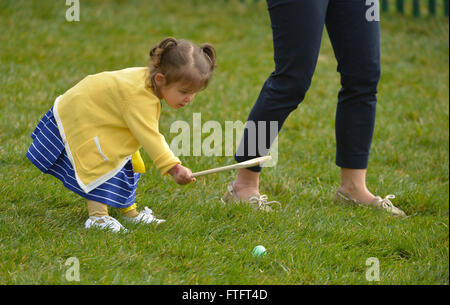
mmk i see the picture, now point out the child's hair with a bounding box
[147,37,216,92]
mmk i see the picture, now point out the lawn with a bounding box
[0,0,448,285]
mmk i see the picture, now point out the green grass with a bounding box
[0,0,448,284]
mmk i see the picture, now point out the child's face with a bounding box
[154,73,198,109]
[161,81,197,109]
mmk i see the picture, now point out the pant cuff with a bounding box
[336,153,369,169]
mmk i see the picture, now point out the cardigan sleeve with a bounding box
[122,97,181,176]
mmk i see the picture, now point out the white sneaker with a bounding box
[84,216,128,233]
[123,207,166,225]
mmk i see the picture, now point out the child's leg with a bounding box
[87,200,109,217]
[85,200,128,232]
[119,203,165,224]
[118,203,139,218]
[87,200,140,218]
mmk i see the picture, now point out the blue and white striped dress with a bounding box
[26,107,140,208]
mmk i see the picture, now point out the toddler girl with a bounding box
[26,37,216,232]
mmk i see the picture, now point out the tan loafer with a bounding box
[221,182,281,212]
[335,187,407,218]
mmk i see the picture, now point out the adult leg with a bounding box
[326,0,381,203]
[233,0,330,200]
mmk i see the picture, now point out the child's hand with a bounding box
[168,164,196,185]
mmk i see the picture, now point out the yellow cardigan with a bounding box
[53,67,181,193]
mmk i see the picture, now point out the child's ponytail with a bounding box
[200,43,217,71]
[149,37,178,69]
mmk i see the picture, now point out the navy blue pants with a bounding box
[236,0,381,171]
